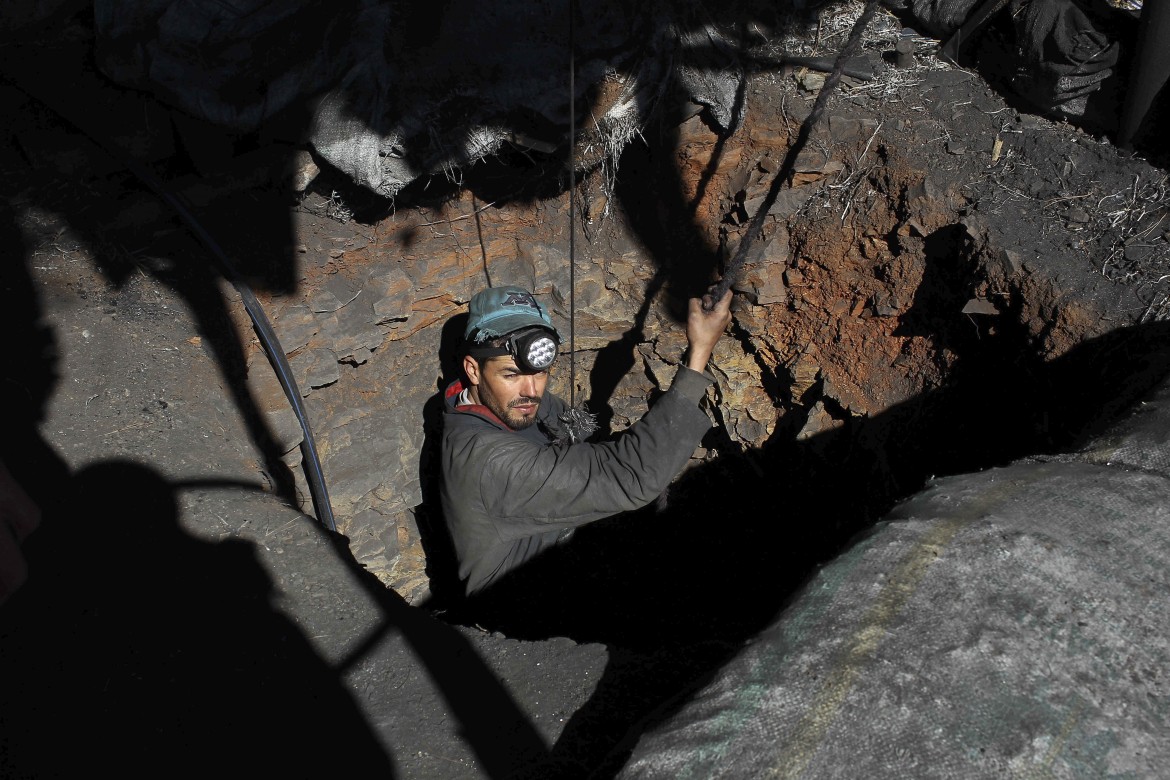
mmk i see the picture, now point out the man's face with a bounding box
[463,354,549,430]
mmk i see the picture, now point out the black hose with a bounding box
[3,72,338,533]
[122,168,339,533]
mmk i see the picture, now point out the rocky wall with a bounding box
[239,59,1164,603]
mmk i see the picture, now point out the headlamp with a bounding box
[469,327,560,373]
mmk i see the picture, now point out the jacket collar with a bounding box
[444,379,512,430]
[443,380,557,446]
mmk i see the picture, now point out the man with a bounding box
[440,283,733,596]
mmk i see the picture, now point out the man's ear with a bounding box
[462,354,481,387]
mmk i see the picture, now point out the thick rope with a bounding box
[706,0,882,309]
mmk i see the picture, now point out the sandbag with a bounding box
[611,375,1170,779]
[900,0,1124,122]
[1008,0,1121,119]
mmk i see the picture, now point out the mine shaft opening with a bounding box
[424,134,1170,654]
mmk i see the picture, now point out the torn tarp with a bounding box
[92,0,748,200]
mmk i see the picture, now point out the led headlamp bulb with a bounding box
[520,332,558,371]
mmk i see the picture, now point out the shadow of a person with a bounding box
[0,460,393,776]
[0,194,70,605]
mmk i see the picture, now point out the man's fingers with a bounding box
[701,288,732,319]
[706,288,725,313]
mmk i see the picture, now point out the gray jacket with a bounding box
[440,366,715,594]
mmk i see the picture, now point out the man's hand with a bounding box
[685,287,733,372]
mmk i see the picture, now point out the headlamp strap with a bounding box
[467,345,511,360]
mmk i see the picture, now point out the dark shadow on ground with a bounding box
[0,196,68,504]
[0,459,561,777]
[326,531,552,778]
[0,461,395,776]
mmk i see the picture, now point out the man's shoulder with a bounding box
[444,404,504,433]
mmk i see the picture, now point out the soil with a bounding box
[2,4,1169,779]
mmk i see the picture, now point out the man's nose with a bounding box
[520,374,540,398]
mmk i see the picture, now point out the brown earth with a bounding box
[3,3,1169,778]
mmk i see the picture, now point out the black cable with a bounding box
[568,0,578,409]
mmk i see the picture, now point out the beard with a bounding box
[479,386,540,430]
[500,397,541,430]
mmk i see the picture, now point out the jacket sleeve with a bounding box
[473,366,713,541]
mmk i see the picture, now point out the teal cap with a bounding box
[464,286,559,342]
